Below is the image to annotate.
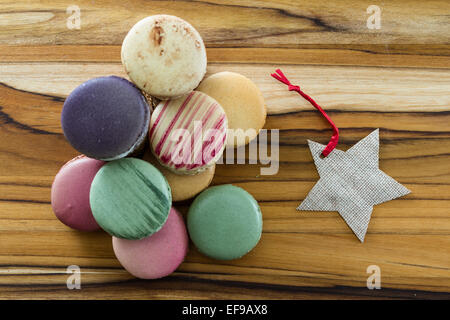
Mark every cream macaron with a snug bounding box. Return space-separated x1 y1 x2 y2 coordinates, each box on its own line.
121 15 207 99
143 149 215 202
197 71 266 147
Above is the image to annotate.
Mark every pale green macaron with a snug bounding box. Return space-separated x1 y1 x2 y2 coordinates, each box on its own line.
90 158 171 240
187 184 262 260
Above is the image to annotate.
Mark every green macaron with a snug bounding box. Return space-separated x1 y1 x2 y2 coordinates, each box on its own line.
90 158 171 240
187 184 262 260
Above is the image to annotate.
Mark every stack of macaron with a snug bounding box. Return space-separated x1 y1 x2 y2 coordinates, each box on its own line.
51 15 267 279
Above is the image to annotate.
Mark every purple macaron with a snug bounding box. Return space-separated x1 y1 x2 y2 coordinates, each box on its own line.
51 155 105 231
61 76 150 160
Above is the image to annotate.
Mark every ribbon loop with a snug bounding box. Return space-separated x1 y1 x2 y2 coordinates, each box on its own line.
271 69 339 157
288 85 300 92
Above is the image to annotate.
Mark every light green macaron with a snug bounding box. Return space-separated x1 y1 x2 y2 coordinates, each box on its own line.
187 184 262 260
90 158 171 240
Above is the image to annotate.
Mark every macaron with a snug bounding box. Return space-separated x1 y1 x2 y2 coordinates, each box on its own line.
149 91 227 175
121 15 207 99
113 207 188 279
143 149 215 202
62 76 150 160
197 71 266 147
187 185 263 260
90 158 171 240
51 155 105 231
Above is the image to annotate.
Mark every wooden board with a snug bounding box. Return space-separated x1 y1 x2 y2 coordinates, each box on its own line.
0 0 449 299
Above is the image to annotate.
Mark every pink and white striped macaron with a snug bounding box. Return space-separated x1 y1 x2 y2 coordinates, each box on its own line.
149 91 227 174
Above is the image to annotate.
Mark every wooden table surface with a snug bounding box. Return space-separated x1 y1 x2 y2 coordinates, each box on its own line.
0 0 449 299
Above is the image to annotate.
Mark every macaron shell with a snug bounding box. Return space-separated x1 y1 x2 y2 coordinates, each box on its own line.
90 158 172 240
149 91 227 174
51 155 105 231
187 184 263 260
121 15 207 99
61 76 150 160
197 71 266 147
113 208 189 279
143 149 215 202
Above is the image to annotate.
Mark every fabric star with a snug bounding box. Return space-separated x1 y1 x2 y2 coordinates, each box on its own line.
298 129 411 242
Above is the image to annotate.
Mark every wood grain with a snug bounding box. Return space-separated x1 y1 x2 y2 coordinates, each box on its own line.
1 0 449 45
1 45 450 68
0 0 449 299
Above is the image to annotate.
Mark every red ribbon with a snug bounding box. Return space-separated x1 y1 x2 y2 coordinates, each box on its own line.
271 69 339 157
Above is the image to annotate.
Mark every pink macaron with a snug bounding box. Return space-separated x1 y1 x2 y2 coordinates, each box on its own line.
51 155 105 231
112 207 189 279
